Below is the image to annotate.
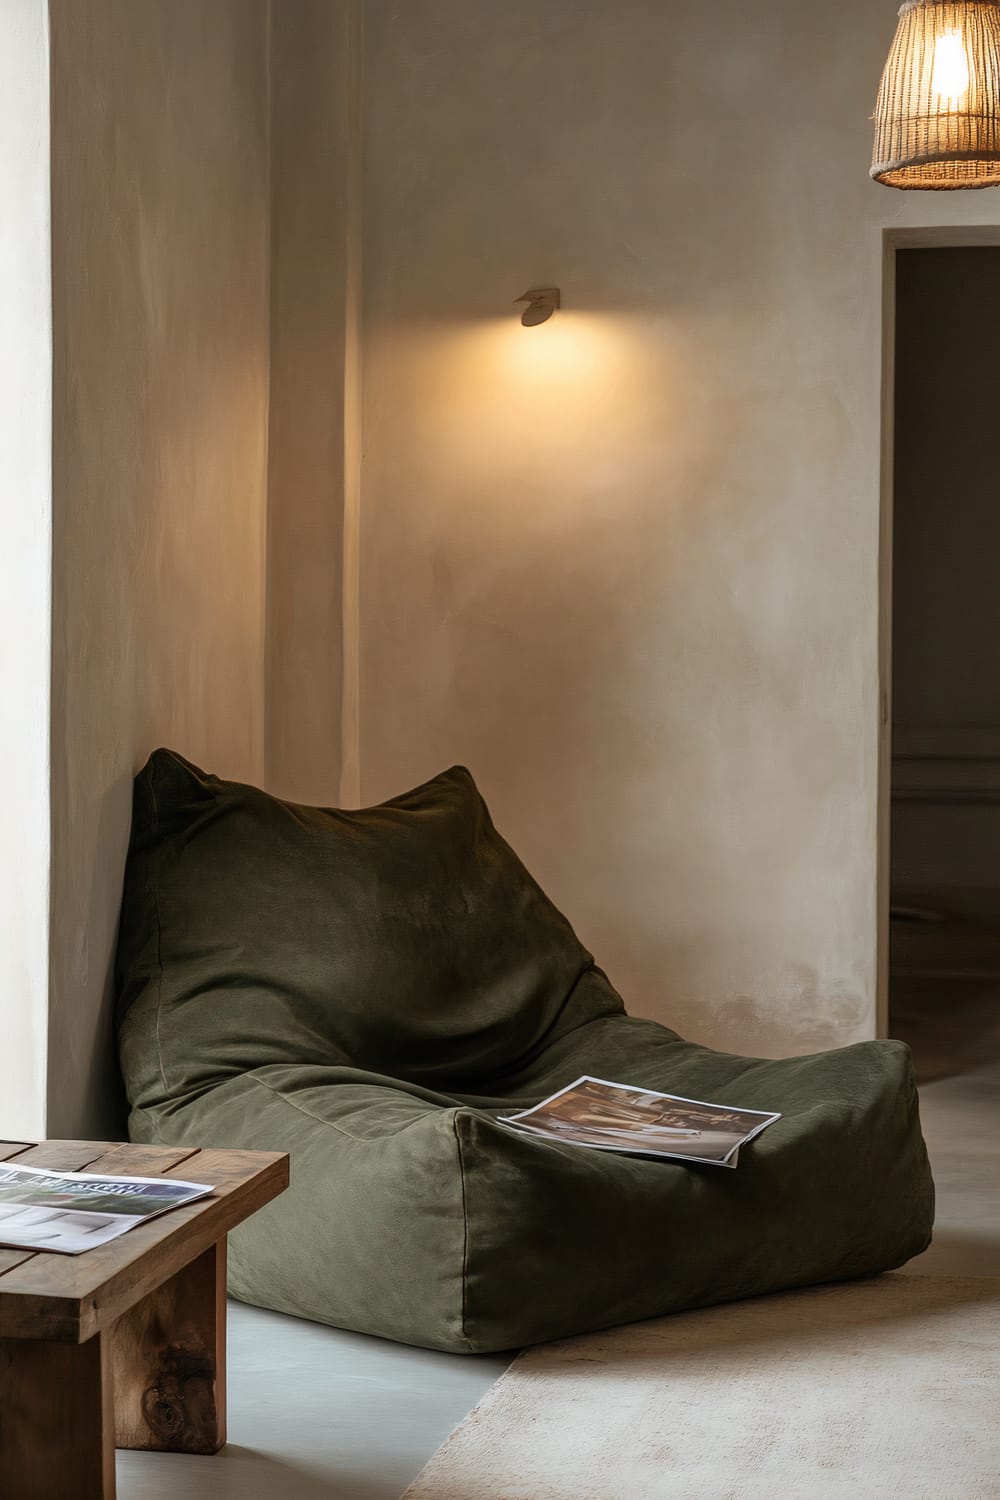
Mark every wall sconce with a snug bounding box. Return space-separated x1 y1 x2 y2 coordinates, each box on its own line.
872 0 1000 188
514 287 561 326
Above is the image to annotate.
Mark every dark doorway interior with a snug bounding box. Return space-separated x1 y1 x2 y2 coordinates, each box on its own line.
889 246 1000 1082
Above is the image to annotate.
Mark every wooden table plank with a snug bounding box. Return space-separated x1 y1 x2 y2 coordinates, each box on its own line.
0 1149 289 1342
0 1250 36 1275
0 1143 32 1161
6 1142 123 1172
79 1144 203 1178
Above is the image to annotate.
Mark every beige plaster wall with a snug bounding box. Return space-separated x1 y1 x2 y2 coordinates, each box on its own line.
359 0 1000 1056
48 0 270 1136
0 0 51 1140
267 0 361 806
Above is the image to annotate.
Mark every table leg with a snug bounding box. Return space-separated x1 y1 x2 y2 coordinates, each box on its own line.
0 1331 115 1499
112 1238 226 1455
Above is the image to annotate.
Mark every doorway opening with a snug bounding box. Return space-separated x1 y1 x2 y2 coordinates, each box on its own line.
884 237 1000 1084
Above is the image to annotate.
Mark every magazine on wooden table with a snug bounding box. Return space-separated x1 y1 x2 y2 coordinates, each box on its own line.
0 1162 212 1254
500 1076 780 1167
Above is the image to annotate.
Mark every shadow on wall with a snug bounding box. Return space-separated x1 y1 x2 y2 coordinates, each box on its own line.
47 768 132 1139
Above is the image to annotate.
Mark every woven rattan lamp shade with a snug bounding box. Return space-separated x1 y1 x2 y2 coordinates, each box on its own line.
872 0 1000 187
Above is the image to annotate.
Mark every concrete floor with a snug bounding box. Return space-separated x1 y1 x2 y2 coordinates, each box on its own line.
118 990 1000 1499
905 1055 1000 1278
117 1312 509 1500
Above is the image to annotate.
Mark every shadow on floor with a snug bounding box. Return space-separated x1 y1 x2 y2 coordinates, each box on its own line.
524 1273 1000 1373
891 975 1000 1083
905 1228 1000 1278
118 1446 400 1500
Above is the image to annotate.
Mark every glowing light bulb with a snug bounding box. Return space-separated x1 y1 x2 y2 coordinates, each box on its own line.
931 29 970 103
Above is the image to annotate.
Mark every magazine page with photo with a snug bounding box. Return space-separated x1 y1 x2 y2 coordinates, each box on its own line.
0 1163 213 1254
501 1076 780 1166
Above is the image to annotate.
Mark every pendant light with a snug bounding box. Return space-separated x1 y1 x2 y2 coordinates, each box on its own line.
872 0 1000 188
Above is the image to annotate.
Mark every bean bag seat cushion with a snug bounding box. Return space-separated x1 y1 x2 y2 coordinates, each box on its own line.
116 750 935 1354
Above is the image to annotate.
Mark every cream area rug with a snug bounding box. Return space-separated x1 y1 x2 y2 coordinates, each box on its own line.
403 1276 1000 1500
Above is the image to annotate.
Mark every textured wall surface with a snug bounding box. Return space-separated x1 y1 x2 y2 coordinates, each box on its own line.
48 0 270 1135
0 0 51 1139
267 0 358 807
359 0 1000 1056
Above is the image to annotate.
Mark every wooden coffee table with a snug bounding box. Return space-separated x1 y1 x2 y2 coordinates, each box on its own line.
0 1139 289 1500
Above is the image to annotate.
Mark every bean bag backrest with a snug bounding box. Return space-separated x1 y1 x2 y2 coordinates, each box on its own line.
116 751 623 1107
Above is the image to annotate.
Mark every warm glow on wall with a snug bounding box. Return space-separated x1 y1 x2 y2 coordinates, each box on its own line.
490 311 625 397
872 0 1000 188
375 311 680 527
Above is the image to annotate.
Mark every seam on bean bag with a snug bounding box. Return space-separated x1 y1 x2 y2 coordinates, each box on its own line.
148 766 170 1099
452 1111 474 1352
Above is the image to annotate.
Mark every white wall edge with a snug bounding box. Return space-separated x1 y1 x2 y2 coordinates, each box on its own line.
0 0 52 1140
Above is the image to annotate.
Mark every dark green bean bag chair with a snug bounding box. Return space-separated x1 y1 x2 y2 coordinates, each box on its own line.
116 750 934 1354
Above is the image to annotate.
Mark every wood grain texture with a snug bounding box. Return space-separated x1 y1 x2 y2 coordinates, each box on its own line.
0 1143 32 1161
0 1329 115 1499
113 1239 226 1454
81 1143 202 1178
5 1141 120 1171
0 1250 35 1276
0 1147 288 1342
